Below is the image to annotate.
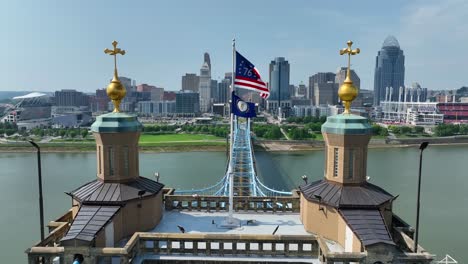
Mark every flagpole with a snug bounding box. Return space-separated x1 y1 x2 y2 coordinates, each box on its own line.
228 38 236 223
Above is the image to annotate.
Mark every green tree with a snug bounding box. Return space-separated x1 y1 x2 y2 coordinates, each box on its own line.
5 129 15 136
81 129 88 138
379 127 389 136
69 130 77 138
400 126 412 134
59 129 66 138
414 126 425 134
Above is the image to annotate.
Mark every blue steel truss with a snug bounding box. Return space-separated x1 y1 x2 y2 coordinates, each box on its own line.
176 118 292 197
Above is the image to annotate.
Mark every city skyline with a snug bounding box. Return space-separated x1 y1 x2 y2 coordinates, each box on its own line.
1 0 467 93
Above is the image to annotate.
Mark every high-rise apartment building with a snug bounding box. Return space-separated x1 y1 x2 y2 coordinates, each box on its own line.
309 72 335 103
54 89 89 107
182 73 200 92
198 62 211 112
267 57 290 112
374 35 405 105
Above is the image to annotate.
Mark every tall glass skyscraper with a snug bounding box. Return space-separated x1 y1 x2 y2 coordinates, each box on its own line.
267 57 290 112
373 36 405 105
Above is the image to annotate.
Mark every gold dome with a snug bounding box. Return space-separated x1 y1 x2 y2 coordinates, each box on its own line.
338 77 358 114
107 76 126 112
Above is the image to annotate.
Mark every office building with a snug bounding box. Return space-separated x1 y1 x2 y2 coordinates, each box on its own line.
163 91 176 101
267 57 291 113
176 91 200 116
182 73 200 92
374 35 405 105
217 78 230 104
314 82 338 106
198 62 211 112
296 84 307 97
309 72 335 103
137 100 176 117
150 87 164 102
210 79 218 103
54 89 89 107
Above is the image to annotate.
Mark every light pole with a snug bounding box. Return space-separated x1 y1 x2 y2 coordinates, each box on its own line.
414 141 429 253
28 140 45 241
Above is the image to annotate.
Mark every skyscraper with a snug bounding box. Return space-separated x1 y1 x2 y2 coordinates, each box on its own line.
217 78 230 104
182 73 200 92
210 79 218 103
204 52 211 70
267 57 290 113
373 35 405 105
314 82 338 106
309 72 335 104
198 62 211 112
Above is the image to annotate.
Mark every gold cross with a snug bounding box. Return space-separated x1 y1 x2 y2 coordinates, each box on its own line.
339 40 360 80
104 41 126 77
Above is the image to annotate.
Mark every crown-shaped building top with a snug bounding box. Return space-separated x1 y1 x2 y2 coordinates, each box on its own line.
105 41 127 113
338 40 360 114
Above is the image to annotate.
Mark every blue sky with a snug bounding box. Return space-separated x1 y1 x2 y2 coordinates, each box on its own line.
1 0 467 92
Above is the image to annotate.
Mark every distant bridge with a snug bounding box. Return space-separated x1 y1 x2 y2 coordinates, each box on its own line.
176 118 291 197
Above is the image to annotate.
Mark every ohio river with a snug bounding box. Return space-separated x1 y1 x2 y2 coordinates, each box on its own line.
0 145 466 263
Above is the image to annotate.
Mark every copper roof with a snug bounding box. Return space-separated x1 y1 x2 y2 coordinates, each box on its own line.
340 209 394 246
61 205 120 244
299 179 395 208
68 177 164 205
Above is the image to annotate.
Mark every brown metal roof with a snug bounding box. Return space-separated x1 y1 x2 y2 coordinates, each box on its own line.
299 179 394 208
68 177 164 204
61 205 120 244
339 209 395 246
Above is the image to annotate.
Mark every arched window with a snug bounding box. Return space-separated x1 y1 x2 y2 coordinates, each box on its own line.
333 148 339 177
108 147 114 176
123 146 129 177
348 149 354 179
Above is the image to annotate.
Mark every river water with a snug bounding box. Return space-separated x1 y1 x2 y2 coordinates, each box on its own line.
0 145 466 263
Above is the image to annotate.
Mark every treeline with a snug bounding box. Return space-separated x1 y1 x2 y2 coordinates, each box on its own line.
434 124 468 137
286 116 327 124
282 126 315 140
388 125 425 135
29 128 89 138
143 124 229 138
252 124 283 140
372 124 389 136
0 122 18 136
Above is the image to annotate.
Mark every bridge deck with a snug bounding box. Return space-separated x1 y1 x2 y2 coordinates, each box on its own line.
176 118 291 197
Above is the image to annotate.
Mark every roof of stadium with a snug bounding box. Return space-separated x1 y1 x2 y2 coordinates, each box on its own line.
13 92 48 100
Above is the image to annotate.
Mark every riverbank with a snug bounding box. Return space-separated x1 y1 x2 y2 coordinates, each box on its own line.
1 136 468 153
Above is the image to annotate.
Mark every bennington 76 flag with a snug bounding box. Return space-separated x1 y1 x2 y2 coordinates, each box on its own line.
231 91 256 118
235 51 270 99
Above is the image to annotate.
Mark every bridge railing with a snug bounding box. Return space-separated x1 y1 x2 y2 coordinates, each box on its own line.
164 195 300 213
